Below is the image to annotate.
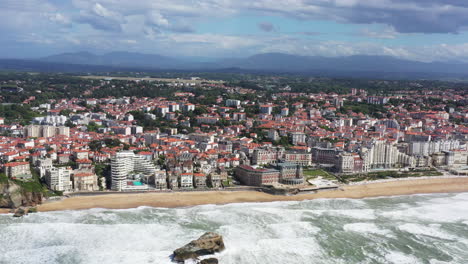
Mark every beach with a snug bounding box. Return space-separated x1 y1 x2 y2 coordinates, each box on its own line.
35 177 468 212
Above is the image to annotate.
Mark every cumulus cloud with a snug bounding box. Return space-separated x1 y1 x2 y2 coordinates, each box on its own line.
67 0 468 34
3 0 468 62
76 3 124 31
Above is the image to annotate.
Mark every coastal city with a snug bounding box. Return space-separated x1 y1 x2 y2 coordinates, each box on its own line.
0 73 466 205
3 1 468 263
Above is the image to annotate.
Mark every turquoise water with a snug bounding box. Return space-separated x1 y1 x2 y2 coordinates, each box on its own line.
1 193 468 264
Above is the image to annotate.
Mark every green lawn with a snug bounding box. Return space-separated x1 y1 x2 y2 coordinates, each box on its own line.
303 169 336 180
341 169 444 183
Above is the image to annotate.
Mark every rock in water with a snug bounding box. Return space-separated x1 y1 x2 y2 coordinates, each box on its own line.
200 258 219 264
13 207 27 217
173 232 225 262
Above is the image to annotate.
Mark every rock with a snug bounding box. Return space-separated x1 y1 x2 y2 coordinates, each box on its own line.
173 232 225 262
200 258 218 264
13 207 27 217
0 181 44 209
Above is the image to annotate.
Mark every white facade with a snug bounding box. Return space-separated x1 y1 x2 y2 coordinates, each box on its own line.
226 99 241 107
111 151 157 191
409 140 461 156
46 167 72 192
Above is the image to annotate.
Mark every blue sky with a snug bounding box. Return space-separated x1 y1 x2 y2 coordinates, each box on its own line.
2 0 468 62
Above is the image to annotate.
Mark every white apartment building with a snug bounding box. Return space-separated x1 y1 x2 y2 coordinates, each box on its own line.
180 173 193 189
290 132 307 145
363 140 414 170
45 167 72 192
24 125 70 138
226 99 241 107
111 151 156 191
409 140 461 156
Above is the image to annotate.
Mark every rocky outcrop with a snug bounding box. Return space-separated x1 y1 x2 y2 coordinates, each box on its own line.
0 182 43 209
13 207 27 217
200 258 219 264
173 232 225 262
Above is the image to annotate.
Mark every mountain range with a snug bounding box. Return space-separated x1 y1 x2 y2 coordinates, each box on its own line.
1 51 467 79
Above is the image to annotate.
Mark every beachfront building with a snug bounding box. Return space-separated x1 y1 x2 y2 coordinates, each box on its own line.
235 165 280 186
276 162 304 185
335 153 355 174
72 172 98 191
208 174 222 188
154 170 168 190
193 173 207 188
45 167 72 192
111 151 156 191
180 173 193 189
168 175 179 190
363 140 414 169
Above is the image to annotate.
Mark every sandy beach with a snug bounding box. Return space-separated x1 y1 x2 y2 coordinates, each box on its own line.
32 177 468 212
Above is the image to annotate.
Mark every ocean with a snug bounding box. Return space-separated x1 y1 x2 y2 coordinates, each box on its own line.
1 193 468 264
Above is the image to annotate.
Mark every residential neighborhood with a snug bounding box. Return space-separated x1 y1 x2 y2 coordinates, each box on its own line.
0 74 467 195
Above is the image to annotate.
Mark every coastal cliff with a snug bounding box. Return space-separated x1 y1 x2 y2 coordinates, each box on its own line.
0 180 43 209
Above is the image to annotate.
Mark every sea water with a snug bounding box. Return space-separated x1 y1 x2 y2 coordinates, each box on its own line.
1 193 468 264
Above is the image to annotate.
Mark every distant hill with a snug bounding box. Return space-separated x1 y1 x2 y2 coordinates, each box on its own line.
0 51 466 79
41 51 186 69
217 53 468 74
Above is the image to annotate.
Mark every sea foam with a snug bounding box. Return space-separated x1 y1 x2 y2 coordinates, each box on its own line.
1 193 468 264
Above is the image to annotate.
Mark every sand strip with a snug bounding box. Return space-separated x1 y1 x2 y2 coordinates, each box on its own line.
32 177 468 212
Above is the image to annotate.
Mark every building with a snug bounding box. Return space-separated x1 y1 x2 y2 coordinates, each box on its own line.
290 132 306 145
276 163 304 185
363 140 414 170
226 99 241 107
367 96 389 105
283 151 313 166
335 153 355 174
4 162 32 179
260 105 273 115
252 147 284 165
45 167 72 192
193 173 207 188
154 170 168 190
23 125 70 138
409 140 461 156
111 151 156 191
72 172 98 191
268 129 280 141
235 165 279 186
180 173 193 189
208 174 222 188
312 147 341 165
168 175 179 190
36 158 53 178
182 103 195 112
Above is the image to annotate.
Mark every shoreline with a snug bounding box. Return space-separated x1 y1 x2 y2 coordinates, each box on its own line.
2 177 467 214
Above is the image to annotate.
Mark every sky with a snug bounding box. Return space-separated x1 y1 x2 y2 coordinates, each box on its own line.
2 0 468 62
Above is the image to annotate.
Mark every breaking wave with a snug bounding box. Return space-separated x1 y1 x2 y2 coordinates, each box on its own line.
1 193 468 264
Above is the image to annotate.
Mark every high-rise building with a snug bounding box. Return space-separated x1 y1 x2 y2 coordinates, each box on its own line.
23 125 70 138
111 151 156 191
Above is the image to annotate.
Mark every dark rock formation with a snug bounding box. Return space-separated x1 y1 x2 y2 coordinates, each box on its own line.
13 207 27 217
173 232 225 262
200 258 218 264
0 181 43 209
